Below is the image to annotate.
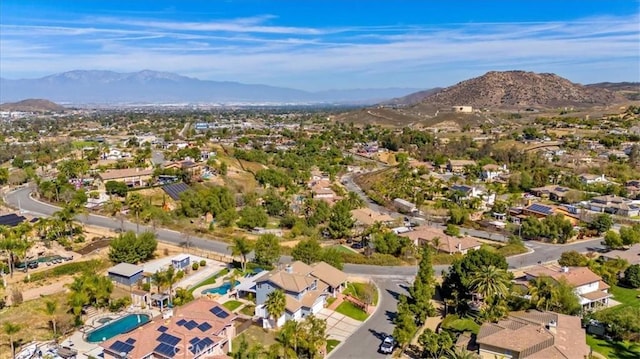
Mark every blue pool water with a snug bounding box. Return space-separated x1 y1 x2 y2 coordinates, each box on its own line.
202 281 240 295
86 314 150 343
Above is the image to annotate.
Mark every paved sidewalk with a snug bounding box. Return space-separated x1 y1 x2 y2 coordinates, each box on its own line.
316 308 362 342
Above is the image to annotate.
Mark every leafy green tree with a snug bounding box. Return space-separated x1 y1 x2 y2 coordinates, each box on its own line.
604 230 624 249
0 167 8 185
558 251 588 267
320 247 344 270
263 190 289 217
229 236 253 271
126 192 146 233
237 206 268 230
448 206 468 225
326 200 355 239
528 276 556 311
444 224 461 237
624 264 640 288
265 290 286 328
291 238 322 265
588 214 614 235
217 208 239 228
620 225 640 246
393 295 416 353
108 231 158 263
254 234 281 267
105 181 128 197
409 246 436 325
42 299 59 336
552 278 581 315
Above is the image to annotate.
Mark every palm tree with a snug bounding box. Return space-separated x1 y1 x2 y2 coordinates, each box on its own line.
127 193 145 233
3 322 21 359
265 290 286 328
228 236 253 271
302 315 327 359
469 265 511 301
42 299 59 336
164 266 178 305
528 276 557 311
277 320 302 359
446 346 480 359
151 270 166 295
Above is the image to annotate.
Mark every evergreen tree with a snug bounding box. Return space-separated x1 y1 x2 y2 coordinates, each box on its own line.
409 246 436 324
393 295 416 353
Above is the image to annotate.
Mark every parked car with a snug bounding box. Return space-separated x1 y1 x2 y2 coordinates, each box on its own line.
379 335 395 354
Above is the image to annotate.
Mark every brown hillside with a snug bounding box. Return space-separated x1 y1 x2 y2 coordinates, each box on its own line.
419 71 624 109
587 82 640 101
0 98 66 112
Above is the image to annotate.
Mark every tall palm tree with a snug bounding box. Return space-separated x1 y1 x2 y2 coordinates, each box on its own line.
528 276 557 311
127 193 145 233
265 290 286 328
469 265 511 301
3 322 21 359
228 236 253 271
164 266 178 305
446 346 480 359
151 270 166 295
277 320 301 359
302 315 327 359
42 299 59 336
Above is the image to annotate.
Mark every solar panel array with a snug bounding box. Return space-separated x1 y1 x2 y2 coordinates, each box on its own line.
154 342 179 358
0 214 27 227
157 333 181 346
190 337 215 354
528 203 554 215
197 322 212 332
109 340 134 354
162 182 190 201
189 337 201 345
184 320 198 330
157 325 168 332
210 306 229 319
125 338 136 345
176 319 187 326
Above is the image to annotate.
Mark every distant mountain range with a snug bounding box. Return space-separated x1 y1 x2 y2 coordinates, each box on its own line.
0 70 422 105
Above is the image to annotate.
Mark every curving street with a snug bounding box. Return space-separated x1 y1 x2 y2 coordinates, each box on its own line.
4 185 604 359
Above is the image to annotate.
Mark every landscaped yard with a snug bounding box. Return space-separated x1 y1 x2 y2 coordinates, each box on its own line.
327 339 341 353
329 245 356 254
188 267 230 293
440 314 480 335
240 304 255 316
343 282 378 306
232 324 277 350
222 300 243 312
587 335 640 359
335 301 369 321
605 285 640 314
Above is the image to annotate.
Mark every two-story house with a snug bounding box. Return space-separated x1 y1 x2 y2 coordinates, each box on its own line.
579 173 607 185
589 195 640 217
255 261 348 328
517 264 610 312
476 310 589 359
480 164 508 182
447 159 477 174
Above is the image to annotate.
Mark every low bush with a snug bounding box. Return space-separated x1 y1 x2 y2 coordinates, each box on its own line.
199 260 206 267
340 252 402 266
25 260 104 283
192 262 200 271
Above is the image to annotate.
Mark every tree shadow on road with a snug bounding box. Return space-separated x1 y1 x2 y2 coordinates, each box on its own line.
368 328 389 341
385 310 397 323
386 288 401 300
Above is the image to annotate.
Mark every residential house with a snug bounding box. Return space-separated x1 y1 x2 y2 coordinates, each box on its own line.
309 179 338 203
447 159 477 173
350 208 395 227
480 164 508 182
450 184 496 206
476 310 589 359
107 263 144 287
99 168 154 187
625 180 640 198
529 185 579 203
589 195 640 217
518 264 610 311
399 226 482 255
165 160 203 180
600 243 640 265
100 298 236 359
393 198 419 214
255 261 347 328
579 173 607 185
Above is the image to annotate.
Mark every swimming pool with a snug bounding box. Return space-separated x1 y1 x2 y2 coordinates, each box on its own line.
85 314 150 343
201 281 240 295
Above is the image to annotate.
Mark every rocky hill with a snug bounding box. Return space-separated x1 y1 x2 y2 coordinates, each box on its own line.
0 98 66 112
418 70 624 109
587 82 640 101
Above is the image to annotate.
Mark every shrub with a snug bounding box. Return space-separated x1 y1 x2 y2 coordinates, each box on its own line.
199 260 206 267
26 260 103 283
192 262 199 271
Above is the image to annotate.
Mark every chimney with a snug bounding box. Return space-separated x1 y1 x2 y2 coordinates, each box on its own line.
547 320 557 334
285 264 293 274
561 266 569 273
457 243 462 252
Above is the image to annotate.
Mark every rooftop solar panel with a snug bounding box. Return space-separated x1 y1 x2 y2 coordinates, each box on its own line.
154 343 178 358
189 337 201 345
198 337 214 348
197 322 212 332
125 338 136 344
157 333 181 346
210 306 229 319
109 341 134 354
157 325 168 332
184 320 198 330
0 214 27 227
162 182 190 201
176 319 187 326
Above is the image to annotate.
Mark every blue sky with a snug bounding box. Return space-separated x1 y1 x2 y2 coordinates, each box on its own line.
1 0 639 90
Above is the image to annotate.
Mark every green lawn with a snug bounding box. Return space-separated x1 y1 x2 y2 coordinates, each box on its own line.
326 297 337 307
327 339 341 353
440 315 481 335
335 301 369 321
223 300 243 312
587 335 640 359
240 304 256 316
188 268 230 293
343 282 379 306
330 245 356 254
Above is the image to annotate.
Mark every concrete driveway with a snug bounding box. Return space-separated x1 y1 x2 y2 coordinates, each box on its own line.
316 308 362 342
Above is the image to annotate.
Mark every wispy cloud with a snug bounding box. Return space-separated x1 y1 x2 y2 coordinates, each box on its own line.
1 13 638 89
